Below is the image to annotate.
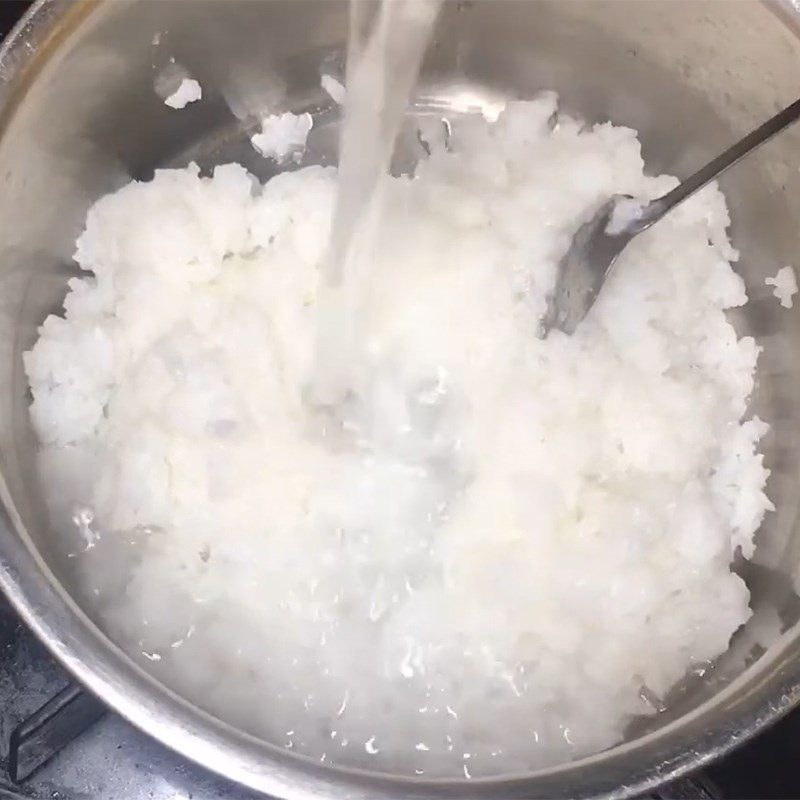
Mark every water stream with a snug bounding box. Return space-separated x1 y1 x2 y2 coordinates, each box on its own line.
311 0 442 404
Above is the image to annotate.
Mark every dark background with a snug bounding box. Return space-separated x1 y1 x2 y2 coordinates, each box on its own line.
0 2 31 40
0 0 799 797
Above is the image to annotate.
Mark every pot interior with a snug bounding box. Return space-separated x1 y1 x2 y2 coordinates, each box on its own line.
1 0 800 795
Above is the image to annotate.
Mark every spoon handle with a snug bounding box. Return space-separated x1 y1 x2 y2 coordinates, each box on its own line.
645 96 800 225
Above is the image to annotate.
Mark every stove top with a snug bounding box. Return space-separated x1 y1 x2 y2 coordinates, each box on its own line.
1 2 799 798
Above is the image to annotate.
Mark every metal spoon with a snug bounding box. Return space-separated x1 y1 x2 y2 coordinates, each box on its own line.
545 96 800 336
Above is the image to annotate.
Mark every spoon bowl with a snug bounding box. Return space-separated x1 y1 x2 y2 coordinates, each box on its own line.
546 95 800 335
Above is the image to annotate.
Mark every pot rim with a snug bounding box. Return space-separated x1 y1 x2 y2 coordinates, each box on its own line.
0 2 799 798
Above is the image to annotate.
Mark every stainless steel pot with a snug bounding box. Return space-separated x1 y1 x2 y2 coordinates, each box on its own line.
1 1 800 797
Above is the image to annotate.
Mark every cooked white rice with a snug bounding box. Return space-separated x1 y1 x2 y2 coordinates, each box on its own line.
251 111 314 162
765 265 798 309
25 94 771 777
164 77 202 110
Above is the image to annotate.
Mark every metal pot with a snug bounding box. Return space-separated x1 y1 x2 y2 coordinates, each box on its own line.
1 1 800 797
